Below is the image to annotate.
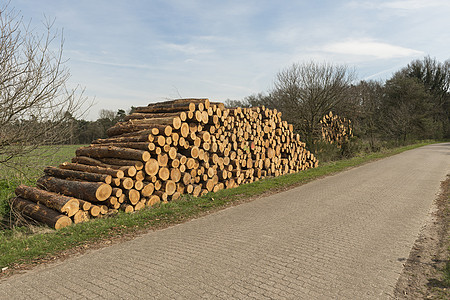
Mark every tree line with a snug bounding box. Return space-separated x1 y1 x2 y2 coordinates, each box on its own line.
64 108 131 145
226 57 449 156
1 2 449 171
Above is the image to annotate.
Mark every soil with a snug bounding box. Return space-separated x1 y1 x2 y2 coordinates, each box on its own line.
394 175 449 299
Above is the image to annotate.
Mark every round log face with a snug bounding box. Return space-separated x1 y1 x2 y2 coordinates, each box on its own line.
157 154 169 167
55 216 73 229
90 205 101 217
141 183 155 197
121 178 134 190
180 123 189 137
168 147 177 160
170 168 181 182
145 159 159 176
127 189 141 205
172 117 182 129
95 184 112 201
164 180 176 195
147 195 160 206
158 167 170 181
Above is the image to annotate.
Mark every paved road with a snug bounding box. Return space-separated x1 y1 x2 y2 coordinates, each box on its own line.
1 143 449 299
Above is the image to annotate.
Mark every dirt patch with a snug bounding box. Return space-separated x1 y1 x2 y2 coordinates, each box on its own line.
394 175 449 299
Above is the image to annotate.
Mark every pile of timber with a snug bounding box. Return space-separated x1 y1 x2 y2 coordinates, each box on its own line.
12 98 318 229
320 111 353 147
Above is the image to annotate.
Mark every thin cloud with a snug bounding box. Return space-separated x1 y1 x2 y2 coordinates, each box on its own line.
349 0 450 10
159 42 215 55
72 57 157 71
324 39 423 59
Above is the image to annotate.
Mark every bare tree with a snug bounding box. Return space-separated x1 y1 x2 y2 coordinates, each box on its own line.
270 61 355 145
0 4 89 171
98 109 116 121
349 80 384 150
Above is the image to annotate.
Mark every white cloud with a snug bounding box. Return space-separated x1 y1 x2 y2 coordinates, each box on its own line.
349 0 450 10
160 42 214 55
323 39 423 59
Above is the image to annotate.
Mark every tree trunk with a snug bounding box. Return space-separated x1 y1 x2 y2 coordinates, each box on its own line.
15 185 79 217
76 146 150 162
71 156 137 177
37 176 112 202
44 166 112 184
12 197 73 229
59 162 125 178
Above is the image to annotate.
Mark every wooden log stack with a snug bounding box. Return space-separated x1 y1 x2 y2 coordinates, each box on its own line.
12 98 318 229
320 111 353 147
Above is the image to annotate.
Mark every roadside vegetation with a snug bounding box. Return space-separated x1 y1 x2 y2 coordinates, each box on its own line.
429 177 450 299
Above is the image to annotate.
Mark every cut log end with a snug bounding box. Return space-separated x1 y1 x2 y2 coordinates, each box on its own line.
96 184 113 201
55 215 73 229
73 210 89 224
62 199 80 217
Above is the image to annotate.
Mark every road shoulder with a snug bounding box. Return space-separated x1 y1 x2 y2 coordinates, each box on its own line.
394 175 449 299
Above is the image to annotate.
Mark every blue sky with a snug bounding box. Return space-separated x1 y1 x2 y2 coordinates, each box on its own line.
10 0 450 119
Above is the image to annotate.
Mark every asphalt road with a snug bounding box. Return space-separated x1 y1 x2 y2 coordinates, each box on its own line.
1 143 449 299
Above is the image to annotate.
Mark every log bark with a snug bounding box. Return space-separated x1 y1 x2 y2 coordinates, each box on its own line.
96 158 144 170
91 142 153 151
92 133 154 144
59 162 124 178
12 197 72 229
107 122 173 137
72 156 137 177
76 146 150 162
37 176 112 202
135 99 209 113
44 166 112 184
124 111 186 121
15 185 80 217
106 123 156 137
125 116 182 130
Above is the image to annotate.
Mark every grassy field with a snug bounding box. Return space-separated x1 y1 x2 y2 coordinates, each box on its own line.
0 145 83 223
0 141 438 269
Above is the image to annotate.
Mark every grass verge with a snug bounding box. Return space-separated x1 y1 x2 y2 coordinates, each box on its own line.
0 141 443 271
0 145 83 221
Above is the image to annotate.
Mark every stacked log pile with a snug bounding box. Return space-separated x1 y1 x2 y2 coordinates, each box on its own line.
320 111 353 147
12 98 318 229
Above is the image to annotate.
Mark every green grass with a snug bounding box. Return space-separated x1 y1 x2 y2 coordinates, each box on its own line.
0 145 84 223
0 140 440 269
